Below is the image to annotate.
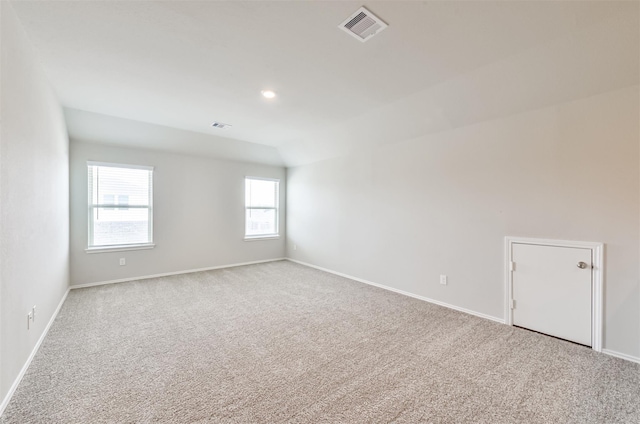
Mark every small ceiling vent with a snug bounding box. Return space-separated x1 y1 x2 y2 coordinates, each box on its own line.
339 7 388 42
211 122 232 129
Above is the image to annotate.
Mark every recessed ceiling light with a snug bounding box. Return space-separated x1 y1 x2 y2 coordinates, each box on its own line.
261 90 276 99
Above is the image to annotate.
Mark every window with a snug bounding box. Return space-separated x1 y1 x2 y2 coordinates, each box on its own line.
87 162 154 250
245 177 279 239
117 195 129 210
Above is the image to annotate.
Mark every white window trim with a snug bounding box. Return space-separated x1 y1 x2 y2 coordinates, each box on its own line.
244 236 280 242
85 243 155 254
87 161 154 171
244 176 280 240
87 161 155 252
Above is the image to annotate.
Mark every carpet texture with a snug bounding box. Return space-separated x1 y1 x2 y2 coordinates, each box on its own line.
2 260 639 423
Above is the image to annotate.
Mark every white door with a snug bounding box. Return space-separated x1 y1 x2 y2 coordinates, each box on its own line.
512 243 592 346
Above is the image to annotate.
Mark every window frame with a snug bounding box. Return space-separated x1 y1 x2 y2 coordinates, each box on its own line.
244 176 280 241
86 161 155 253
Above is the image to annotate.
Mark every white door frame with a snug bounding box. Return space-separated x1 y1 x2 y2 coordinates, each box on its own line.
504 236 603 352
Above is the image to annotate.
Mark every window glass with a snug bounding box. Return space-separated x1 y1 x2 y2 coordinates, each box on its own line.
88 162 153 248
245 178 279 238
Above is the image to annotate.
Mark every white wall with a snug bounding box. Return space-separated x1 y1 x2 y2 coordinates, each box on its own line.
70 141 286 286
287 86 640 359
0 2 70 404
65 108 284 167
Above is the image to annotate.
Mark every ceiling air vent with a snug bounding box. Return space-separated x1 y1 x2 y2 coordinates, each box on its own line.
339 7 388 42
211 121 232 129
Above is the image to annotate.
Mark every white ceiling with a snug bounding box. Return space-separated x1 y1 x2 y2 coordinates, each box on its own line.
10 1 640 167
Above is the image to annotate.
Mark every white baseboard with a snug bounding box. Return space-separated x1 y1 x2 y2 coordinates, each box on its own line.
0 288 70 417
602 349 640 364
3 257 636 419
287 259 640 365
287 258 505 324
70 258 286 289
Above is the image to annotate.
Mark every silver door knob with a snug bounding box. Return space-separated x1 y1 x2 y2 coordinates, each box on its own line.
577 262 588 269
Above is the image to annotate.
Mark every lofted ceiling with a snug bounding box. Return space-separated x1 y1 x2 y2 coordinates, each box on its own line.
10 1 640 167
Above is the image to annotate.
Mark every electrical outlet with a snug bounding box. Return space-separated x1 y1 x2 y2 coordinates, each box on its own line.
440 275 448 285
119 258 126 266
27 311 33 330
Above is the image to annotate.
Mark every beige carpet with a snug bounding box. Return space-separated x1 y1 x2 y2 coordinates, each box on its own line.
1 260 639 423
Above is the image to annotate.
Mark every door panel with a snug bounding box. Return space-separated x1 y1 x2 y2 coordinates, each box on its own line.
512 243 592 346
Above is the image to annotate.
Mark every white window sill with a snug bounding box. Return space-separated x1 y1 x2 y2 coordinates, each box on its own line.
244 235 280 242
85 243 155 254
